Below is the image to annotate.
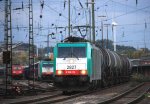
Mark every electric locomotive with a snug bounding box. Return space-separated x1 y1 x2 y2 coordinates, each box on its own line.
24 60 53 82
41 60 54 81
53 42 131 92
12 65 24 79
54 42 89 91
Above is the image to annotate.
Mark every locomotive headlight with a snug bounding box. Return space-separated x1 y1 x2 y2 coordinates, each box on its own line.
13 71 16 73
57 70 63 75
80 70 87 75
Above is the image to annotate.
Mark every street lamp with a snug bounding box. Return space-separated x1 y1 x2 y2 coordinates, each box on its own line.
104 24 110 49
112 21 117 51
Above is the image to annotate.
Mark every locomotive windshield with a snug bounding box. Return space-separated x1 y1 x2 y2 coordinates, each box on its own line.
58 47 86 58
43 64 53 68
13 66 21 70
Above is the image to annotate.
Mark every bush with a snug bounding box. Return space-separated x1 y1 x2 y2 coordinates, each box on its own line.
131 73 145 82
131 73 150 82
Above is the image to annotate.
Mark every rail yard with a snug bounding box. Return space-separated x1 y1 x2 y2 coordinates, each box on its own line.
0 81 150 104
0 0 150 104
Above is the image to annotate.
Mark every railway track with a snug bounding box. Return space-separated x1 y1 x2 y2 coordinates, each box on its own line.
1 82 146 104
54 82 141 104
26 83 131 104
4 91 61 104
8 91 84 104
29 92 84 104
0 80 56 101
98 82 150 104
7 82 132 104
12 80 54 92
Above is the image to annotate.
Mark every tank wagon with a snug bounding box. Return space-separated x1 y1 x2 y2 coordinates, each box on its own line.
53 42 131 92
24 60 53 82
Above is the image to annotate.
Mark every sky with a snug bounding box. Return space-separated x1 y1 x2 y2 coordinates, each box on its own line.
0 0 150 49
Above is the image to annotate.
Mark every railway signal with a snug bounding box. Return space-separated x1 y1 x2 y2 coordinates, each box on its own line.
3 51 10 64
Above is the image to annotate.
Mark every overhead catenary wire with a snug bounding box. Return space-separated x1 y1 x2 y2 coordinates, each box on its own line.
0 22 150 30
0 0 150 49
96 5 150 24
110 0 150 14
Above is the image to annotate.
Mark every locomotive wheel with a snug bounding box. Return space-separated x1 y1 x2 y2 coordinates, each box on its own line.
62 91 68 95
89 82 94 90
89 81 96 90
94 80 98 89
97 80 101 87
92 81 96 90
101 79 106 88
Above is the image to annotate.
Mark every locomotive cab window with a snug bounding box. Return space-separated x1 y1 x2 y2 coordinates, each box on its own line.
58 47 86 58
43 64 53 68
13 67 21 70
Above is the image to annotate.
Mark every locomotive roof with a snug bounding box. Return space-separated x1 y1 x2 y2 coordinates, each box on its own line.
62 36 89 42
57 42 91 46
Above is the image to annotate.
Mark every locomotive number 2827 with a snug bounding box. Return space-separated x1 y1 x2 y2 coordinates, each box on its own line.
67 65 76 69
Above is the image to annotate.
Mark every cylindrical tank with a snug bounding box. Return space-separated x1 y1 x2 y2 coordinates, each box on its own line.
100 48 130 76
99 48 109 70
